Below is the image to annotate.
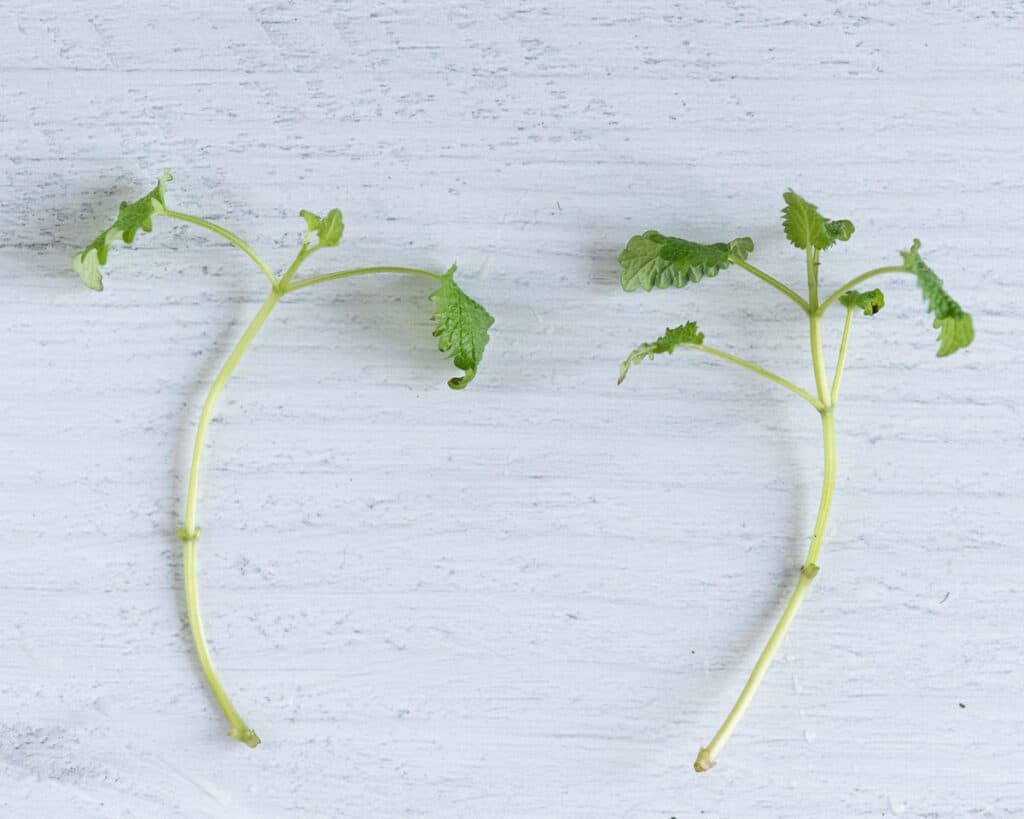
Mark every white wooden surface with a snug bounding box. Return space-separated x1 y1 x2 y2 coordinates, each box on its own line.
1 2 1022 816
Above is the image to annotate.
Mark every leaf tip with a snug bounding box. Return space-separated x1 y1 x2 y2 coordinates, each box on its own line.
446 371 475 390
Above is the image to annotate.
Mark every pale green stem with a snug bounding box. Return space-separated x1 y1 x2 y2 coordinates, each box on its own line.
687 343 823 410
285 265 444 293
174 256 443 745
730 256 810 313
695 246 837 772
817 266 908 315
831 307 855 405
179 289 282 747
807 248 830 407
278 236 317 290
163 210 278 289
696 397 837 772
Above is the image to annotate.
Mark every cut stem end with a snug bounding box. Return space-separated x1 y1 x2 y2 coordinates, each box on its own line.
230 724 261 748
693 747 716 772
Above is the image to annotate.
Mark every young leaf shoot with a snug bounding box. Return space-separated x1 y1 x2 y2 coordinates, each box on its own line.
74 172 494 746
617 190 973 772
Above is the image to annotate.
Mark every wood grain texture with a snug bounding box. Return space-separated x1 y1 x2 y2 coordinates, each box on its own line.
1 1 1022 816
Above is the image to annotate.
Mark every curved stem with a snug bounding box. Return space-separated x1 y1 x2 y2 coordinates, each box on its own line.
179 289 281 747
182 533 260 747
695 254 837 771
695 406 836 772
817 266 908 315
164 210 278 289
730 257 810 313
285 265 443 293
689 344 823 410
831 307 855 405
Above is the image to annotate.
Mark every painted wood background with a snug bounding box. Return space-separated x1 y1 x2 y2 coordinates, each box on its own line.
1 1 1022 816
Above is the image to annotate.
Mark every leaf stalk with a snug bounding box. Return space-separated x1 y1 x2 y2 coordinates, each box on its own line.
163 210 278 289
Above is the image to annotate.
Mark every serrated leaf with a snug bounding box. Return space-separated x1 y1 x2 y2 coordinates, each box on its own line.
618 321 704 383
619 231 754 292
781 190 855 251
901 239 974 357
839 288 885 315
72 171 172 291
933 315 975 358
429 266 494 389
299 207 344 247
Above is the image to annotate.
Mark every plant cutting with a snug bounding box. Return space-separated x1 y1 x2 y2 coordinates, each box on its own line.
616 190 973 771
73 171 494 746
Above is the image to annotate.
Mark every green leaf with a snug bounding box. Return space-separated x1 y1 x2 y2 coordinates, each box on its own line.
901 239 974 357
781 190 855 251
318 209 344 246
429 266 495 389
839 288 885 315
619 231 754 292
618 321 704 384
72 171 172 291
299 207 344 247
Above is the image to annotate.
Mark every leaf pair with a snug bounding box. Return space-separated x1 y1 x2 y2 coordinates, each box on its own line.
73 173 494 390
617 190 974 359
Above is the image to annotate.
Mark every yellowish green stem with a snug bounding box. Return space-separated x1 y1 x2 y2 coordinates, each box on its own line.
164 210 279 289
694 246 838 772
684 343 823 410
817 266 908 315
173 241 447 745
730 256 810 313
178 288 281 746
285 265 443 293
831 307 855 405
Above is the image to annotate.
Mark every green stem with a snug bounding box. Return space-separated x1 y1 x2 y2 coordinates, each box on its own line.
278 242 316 290
695 247 837 772
730 257 810 313
807 249 830 407
689 344 823 410
695 404 836 772
817 266 908 315
831 307 855 405
178 288 282 747
284 265 443 293
163 210 278 289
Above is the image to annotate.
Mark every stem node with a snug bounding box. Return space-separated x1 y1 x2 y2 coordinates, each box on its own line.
176 526 200 544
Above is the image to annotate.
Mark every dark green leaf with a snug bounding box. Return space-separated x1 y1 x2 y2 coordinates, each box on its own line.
619 232 754 292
